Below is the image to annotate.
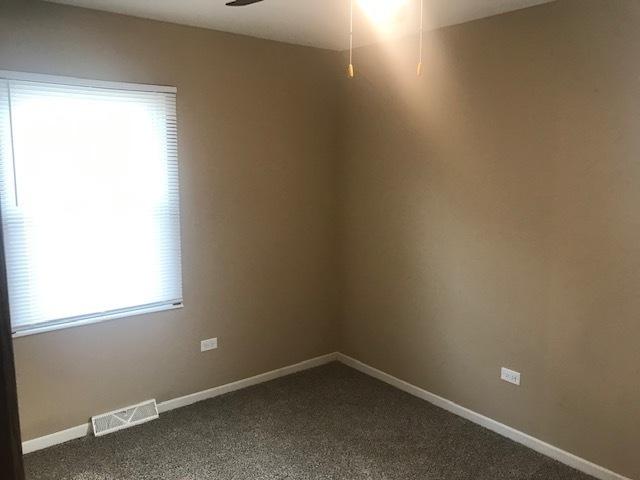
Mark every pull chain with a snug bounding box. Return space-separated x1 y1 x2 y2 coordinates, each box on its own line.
348 0 355 78
417 0 424 76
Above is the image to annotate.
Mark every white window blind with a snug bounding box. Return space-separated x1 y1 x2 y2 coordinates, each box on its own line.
0 72 183 336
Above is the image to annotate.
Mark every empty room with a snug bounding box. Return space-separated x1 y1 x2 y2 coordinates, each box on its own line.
0 0 637 479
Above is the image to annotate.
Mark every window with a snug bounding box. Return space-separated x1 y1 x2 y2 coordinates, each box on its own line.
0 71 183 336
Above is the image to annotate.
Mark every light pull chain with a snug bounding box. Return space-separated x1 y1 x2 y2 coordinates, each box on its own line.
348 0 355 78
417 0 424 76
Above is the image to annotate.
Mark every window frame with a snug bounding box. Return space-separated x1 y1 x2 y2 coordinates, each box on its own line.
0 70 183 338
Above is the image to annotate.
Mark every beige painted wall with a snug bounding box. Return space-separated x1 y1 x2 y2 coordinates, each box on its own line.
0 0 340 440
2 0 639 478
339 1 640 478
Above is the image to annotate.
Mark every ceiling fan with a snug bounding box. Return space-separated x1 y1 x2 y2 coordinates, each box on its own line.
224 0 425 79
225 0 263 6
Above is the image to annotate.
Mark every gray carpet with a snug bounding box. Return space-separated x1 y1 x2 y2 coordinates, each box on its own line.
25 362 595 480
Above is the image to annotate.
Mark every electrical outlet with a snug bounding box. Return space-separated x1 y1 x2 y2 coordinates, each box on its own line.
200 337 218 352
500 367 521 386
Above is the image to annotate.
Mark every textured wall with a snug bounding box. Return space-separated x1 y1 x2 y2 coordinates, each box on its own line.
0 0 341 440
338 1 640 478
2 0 639 478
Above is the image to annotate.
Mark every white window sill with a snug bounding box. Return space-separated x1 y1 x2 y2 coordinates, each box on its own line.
12 302 183 338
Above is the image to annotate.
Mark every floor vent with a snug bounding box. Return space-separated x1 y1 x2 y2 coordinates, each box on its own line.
91 399 159 437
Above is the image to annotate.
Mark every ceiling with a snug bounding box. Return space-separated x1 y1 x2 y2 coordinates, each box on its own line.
45 0 555 51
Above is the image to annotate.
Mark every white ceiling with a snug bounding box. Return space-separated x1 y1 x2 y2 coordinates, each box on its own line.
45 0 555 51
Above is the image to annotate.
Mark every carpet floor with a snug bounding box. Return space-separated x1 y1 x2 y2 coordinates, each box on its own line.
25 362 595 480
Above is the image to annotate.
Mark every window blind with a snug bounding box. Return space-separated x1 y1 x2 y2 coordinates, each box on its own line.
0 74 182 335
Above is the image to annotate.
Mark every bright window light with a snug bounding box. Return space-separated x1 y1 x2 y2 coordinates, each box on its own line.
0 73 183 335
357 0 409 26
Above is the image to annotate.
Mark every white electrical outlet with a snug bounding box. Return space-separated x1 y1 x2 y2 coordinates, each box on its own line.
500 367 521 386
200 337 218 352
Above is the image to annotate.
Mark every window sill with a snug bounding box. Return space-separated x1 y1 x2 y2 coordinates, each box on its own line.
12 302 183 338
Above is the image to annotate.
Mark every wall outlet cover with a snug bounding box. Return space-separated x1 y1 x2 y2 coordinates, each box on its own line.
201 338 218 352
500 367 521 386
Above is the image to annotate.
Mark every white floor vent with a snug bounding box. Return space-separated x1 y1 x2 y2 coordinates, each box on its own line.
91 399 159 437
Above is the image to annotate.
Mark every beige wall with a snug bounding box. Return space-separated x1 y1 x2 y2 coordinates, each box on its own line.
339 1 640 478
2 0 639 478
0 0 340 440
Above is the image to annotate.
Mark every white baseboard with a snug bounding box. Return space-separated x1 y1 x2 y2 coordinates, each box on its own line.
157 352 338 413
336 353 632 480
22 423 91 454
21 350 633 480
22 352 338 454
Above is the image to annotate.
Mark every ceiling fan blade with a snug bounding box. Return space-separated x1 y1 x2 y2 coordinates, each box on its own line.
225 0 264 6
